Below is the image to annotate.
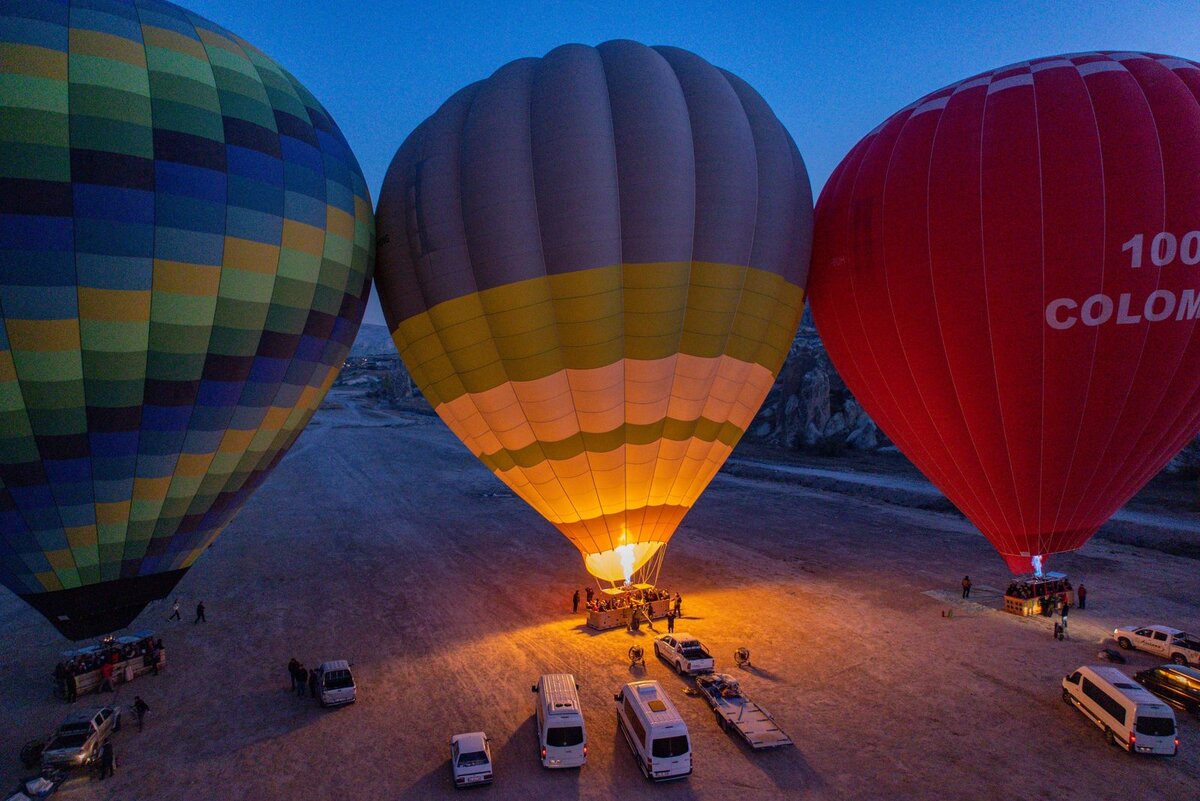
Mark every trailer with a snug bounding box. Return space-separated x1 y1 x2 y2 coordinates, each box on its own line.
694 673 792 749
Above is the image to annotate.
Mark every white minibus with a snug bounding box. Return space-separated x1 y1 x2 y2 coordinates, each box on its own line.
1063 665 1178 755
531 673 587 768
614 680 691 781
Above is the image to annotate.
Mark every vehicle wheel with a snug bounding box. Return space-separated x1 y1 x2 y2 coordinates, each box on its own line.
1172 653 1188 665
1105 728 1116 747
1117 637 1132 650
1062 689 1072 705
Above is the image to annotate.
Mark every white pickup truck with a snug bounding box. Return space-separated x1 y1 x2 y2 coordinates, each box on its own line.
1114 625 1200 665
654 634 714 675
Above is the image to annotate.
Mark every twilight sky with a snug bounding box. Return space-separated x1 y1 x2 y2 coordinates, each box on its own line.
189 0 1200 326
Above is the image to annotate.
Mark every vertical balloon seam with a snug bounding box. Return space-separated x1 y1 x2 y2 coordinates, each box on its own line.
535 50 613 558
167 29 312 570
144 7 248 570
926 74 1025 550
873 97 1006 541
633 45 700 550
1052 54 1159 541
1066 55 1180 537
114 0 160 578
1041 58 1107 548
658 58 756 525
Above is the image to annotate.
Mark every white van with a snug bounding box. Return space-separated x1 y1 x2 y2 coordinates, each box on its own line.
1062 666 1178 755
614 680 692 781
530 673 587 768
314 660 356 707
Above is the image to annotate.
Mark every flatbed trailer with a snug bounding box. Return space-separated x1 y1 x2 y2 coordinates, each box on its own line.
694 673 793 749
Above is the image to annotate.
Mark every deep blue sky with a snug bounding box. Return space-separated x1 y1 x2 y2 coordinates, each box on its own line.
191 0 1200 326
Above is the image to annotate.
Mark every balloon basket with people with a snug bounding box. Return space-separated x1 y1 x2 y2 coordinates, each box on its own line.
1002 573 1074 618
53 632 165 701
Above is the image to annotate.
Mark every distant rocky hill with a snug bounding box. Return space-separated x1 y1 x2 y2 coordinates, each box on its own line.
350 323 396 357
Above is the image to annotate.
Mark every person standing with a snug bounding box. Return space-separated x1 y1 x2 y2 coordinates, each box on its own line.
666 608 675 634
132 696 150 731
308 668 318 699
97 740 114 780
167 598 181 622
572 589 580 613
288 658 300 692
961 576 972 599
585 587 594 604
673 593 682 617
1077 583 1087 610
98 661 114 694
66 670 77 703
296 665 308 698
194 601 206 624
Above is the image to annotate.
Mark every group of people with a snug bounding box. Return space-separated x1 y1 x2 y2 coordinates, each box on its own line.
53 636 164 702
287 658 320 700
166 597 206 624
574 585 680 616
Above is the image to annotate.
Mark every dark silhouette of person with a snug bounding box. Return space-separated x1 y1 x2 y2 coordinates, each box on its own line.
961 576 972 599
98 740 114 780
1077 583 1087 610
133 696 150 731
194 601 206 624
296 666 308 698
288 658 300 691
572 589 580 613
585 587 594 604
666 608 675 633
309 668 318 699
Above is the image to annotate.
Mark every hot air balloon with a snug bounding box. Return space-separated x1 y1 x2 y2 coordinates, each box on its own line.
375 41 811 585
810 52 1200 573
0 0 374 638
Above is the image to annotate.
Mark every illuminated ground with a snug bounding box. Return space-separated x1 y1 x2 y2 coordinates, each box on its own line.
2 388 1198 800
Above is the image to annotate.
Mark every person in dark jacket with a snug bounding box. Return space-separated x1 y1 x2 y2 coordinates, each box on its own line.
961 576 972 599
666 608 675 633
194 601 206 624
288 658 300 691
572 589 580 613
1077 583 1087 610
97 740 114 780
308 668 318 699
585 587 594 604
133 696 150 731
295 665 308 698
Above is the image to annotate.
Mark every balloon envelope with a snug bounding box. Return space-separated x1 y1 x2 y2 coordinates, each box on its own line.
810 52 1200 572
0 0 374 637
375 41 811 581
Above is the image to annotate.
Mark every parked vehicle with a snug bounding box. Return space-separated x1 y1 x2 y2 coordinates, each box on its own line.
449 732 493 789
40 707 119 770
1062 666 1178 755
1135 664 1200 714
313 660 356 707
530 673 587 768
653 634 714 676
614 680 692 781
694 673 793 749
1113 625 1200 665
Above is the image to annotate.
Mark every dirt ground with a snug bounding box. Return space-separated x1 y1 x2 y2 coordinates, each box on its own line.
2 387 1198 801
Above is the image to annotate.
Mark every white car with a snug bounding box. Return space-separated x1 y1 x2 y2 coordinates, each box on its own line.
1114 625 1200 665
450 731 493 789
654 633 714 675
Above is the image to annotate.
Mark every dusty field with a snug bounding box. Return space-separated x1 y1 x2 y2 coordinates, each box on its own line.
2 387 1198 801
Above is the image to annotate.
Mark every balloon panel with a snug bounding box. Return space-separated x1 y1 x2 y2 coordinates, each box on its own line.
810 52 1200 572
376 42 812 579
0 0 374 637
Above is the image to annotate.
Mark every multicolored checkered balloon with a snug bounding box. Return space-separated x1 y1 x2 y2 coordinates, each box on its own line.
0 0 374 638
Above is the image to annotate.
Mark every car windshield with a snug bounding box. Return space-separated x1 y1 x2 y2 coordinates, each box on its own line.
323 670 353 690
651 735 690 758
546 726 584 747
457 750 489 767
1136 717 1175 737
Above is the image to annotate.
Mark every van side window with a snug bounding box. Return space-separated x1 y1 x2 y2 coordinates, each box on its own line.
624 697 647 746
1082 678 1126 725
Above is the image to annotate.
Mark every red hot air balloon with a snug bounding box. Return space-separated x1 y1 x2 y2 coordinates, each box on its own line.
810 52 1200 573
